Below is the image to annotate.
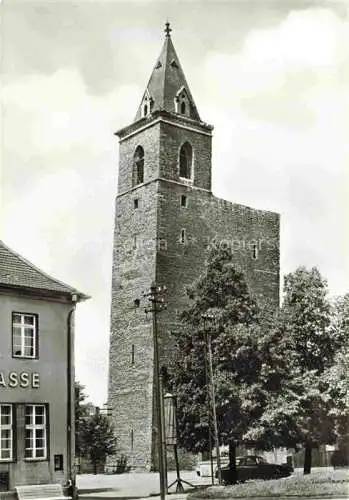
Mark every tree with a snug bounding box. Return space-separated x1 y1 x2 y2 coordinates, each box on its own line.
168 244 270 483
255 267 340 474
321 294 349 442
75 381 90 457
280 267 340 373
80 409 118 474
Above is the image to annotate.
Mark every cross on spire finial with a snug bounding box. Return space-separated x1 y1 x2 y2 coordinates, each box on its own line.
164 21 172 37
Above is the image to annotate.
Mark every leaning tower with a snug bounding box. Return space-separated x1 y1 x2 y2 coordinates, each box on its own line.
108 24 280 469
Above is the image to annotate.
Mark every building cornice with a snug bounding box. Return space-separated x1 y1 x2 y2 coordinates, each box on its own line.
116 177 212 198
116 110 213 143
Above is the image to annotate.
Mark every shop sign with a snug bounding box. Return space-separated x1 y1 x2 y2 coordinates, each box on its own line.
0 371 40 388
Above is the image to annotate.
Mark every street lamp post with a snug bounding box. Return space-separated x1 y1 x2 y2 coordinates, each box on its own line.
203 338 214 485
144 283 167 500
202 313 222 485
164 393 194 493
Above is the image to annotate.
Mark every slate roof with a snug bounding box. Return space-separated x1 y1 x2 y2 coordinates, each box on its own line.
134 26 201 121
0 240 89 301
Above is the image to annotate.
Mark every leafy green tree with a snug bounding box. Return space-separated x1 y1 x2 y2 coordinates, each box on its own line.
75 381 90 456
280 267 340 372
255 267 340 474
168 244 270 483
81 409 118 474
322 294 349 442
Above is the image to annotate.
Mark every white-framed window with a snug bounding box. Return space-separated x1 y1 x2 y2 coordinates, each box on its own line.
25 404 47 460
12 312 38 359
0 405 13 461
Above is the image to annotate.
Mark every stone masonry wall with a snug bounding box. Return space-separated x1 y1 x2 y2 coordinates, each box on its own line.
156 181 280 365
109 114 279 470
158 119 212 191
108 183 158 469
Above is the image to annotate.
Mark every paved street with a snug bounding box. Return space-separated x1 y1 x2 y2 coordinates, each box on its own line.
77 470 210 498
76 468 344 500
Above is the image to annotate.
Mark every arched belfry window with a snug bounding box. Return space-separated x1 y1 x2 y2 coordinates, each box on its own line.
133 146 144 186
175 87 190 117
179 142 193 179
141 92 153 118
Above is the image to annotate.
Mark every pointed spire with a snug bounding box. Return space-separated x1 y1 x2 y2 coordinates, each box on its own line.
134 24 201 122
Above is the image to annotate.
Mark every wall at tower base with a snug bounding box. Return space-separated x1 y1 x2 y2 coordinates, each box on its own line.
108 178 159 470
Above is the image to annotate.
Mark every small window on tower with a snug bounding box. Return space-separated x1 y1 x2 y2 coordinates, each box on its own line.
131 344 135 365
180 229 186 244
141 93 153 118
252 243 259 260
181 195 187 207
133 146 144 186
134 199 139 209
179 142 193 179
175 87 190 116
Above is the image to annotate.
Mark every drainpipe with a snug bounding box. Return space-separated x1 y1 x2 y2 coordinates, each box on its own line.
67 294 78 498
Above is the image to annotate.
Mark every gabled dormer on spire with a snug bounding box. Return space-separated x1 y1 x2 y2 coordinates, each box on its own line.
135 23 201 122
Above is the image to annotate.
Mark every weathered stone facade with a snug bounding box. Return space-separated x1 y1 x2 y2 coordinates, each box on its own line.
107 27 280 470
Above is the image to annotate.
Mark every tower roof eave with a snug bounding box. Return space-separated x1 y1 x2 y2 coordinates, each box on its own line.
114 110 213 140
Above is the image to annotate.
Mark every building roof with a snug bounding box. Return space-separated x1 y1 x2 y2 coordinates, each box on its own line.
0 240 89 301
134 23 201 122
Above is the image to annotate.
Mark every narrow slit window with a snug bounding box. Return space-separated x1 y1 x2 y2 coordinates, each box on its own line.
131 344 135 365
181 195 187 207
134 199 139 209
252 243 258 260
180 229 186 244
130 429 134 450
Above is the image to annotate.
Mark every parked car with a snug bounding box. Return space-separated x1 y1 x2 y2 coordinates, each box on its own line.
196 451 229 477
216 455 293 484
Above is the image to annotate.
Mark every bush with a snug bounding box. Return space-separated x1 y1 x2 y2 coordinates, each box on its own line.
115 454 130 473
188 469 349 499
331 449 349 468
166 448 197 471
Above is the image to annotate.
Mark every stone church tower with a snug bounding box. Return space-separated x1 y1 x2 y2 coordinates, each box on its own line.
108 24 280 470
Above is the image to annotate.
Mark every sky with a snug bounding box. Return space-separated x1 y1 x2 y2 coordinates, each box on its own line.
1 0 348 406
